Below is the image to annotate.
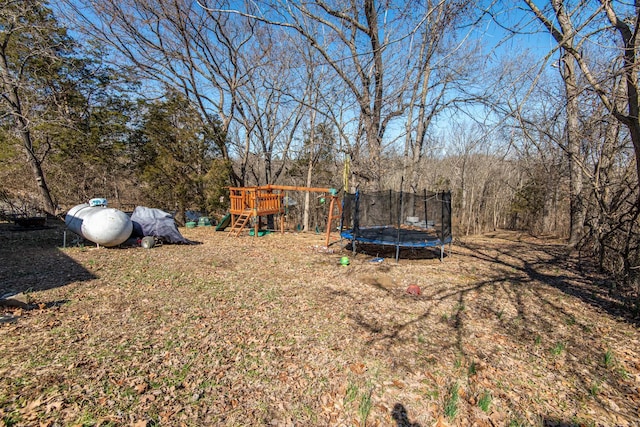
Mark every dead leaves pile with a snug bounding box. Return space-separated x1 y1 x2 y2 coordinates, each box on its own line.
1 224 639 426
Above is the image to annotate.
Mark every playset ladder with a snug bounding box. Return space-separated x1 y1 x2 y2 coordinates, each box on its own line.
229 210 252 237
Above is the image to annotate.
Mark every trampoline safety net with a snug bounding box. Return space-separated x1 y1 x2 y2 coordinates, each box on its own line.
340 190 452 259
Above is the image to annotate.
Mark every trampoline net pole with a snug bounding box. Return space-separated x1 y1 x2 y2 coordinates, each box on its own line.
440 191 444 242
353 190 360 256
396 190 403 263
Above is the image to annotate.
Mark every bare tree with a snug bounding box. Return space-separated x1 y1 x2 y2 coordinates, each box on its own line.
210 0 474 190
63 0 271 186
231 33 307 185
523 0 640 208
401 2 474 193
520 0 588 246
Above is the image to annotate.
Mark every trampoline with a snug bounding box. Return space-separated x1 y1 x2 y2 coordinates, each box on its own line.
340 190 452 261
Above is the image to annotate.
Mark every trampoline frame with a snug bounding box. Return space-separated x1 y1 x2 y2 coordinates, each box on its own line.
340 190 452 261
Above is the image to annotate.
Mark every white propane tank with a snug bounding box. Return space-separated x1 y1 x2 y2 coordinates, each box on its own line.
65 204 133 247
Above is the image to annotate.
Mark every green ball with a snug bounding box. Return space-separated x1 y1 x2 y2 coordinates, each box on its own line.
340 256 350 266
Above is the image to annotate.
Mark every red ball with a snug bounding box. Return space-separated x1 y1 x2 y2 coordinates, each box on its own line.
406 284 421 295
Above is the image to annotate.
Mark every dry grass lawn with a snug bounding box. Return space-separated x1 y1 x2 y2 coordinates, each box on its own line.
1 219 639 426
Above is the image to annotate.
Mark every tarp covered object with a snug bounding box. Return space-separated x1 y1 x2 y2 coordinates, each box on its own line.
130 206 195 244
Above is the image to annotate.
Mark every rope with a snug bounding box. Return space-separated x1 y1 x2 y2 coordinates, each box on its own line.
343 154 350 193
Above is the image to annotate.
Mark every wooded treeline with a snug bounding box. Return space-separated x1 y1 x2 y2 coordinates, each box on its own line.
1 0 638 309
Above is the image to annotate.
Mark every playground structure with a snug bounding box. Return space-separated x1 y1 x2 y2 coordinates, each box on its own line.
227 185 341 246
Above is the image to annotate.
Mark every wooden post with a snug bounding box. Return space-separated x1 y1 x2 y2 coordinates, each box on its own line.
325 195 341 247
255 214 260 238
325 197 334 247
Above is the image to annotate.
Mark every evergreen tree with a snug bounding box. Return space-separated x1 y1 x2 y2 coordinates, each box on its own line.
130 92 228 224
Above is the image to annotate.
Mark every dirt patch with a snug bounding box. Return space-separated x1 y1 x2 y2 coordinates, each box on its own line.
1 223 639 426
358 274 395 292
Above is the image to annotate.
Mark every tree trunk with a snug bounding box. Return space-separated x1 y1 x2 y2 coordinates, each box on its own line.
562 50 585 246
364 0 383 189
16 115 56 215
1 49 56 215
303 161 313 232
524 0 586 245
303 109 317 232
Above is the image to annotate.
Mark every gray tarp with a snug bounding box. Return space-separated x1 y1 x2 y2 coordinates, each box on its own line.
131 206 195 244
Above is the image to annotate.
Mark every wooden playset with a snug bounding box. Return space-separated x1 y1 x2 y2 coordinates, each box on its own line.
227 185 341 246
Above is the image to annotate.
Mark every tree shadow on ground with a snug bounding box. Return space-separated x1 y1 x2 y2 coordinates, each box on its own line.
0 220 96 296
540 416 580 426
458 236 638 327
344 242 446 261
332 232 639 424
391 403 421 427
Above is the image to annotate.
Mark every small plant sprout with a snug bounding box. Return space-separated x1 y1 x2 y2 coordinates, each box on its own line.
589 379 602 397
468 361 477 376
444 382 459 419
565 315 576 326
344 382 358 405
603 349 614 369
478 392 492 413
551 342 565 356
358 390 373 426
454 356 463 369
